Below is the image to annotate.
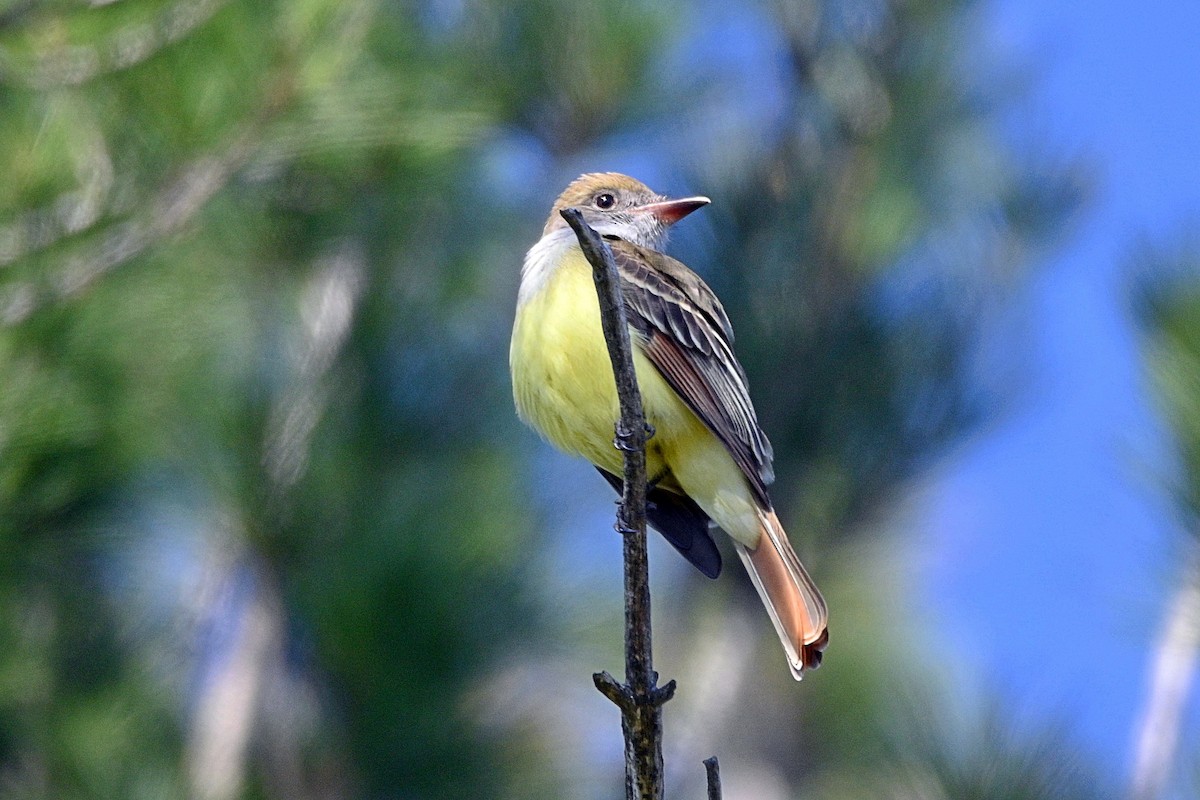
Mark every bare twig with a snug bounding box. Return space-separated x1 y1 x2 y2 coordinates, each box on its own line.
560 207 675 800
703 756 722 800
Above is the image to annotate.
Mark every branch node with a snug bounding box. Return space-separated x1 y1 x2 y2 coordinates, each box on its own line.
593 671 634 710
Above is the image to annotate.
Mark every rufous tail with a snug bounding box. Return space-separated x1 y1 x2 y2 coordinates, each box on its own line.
733 509 829 679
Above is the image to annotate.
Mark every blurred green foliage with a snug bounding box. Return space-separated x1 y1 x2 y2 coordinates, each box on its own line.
0 0 1102 798
1127 231 1200 800
1133 236 1200 521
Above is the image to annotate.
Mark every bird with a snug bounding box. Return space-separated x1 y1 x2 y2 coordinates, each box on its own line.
510 172 828 678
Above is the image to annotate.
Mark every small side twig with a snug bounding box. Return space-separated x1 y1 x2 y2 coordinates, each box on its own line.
703 756 723 800
561 207 675 800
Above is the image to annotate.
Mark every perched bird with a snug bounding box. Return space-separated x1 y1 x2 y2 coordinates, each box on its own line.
510 173 828 678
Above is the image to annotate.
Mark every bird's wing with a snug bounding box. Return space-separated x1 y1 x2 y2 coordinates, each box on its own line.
609 239 775 505
595 467 722 578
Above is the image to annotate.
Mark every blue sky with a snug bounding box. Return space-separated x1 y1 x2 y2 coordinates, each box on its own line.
921 0 1200 792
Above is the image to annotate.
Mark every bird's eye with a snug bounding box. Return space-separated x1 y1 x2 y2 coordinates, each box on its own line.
594 193 616 209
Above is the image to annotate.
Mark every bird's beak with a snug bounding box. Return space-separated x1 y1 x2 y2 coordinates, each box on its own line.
634 195 710 225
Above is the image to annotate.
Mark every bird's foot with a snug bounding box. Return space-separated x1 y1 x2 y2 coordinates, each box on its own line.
613 421 655 452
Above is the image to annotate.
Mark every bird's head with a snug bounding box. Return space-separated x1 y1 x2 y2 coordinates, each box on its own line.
542 172 709 250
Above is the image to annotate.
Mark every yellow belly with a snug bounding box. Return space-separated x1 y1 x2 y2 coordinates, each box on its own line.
510 248 762 546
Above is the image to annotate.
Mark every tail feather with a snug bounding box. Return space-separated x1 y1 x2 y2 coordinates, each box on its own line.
734 509 828 679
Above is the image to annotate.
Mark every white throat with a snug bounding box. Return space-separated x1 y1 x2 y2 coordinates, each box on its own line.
517 226 578 307
518 217 667 307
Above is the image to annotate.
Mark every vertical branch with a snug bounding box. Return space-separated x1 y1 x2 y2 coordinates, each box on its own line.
1129 555 1200 800
560 208 676 800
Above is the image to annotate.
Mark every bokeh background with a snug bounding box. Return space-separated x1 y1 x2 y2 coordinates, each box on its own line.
1 0 1198 798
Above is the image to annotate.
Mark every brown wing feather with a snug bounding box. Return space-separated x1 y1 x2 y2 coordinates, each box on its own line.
609 240 775 505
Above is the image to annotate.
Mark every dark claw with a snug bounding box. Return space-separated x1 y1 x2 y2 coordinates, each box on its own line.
612 421 656 452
